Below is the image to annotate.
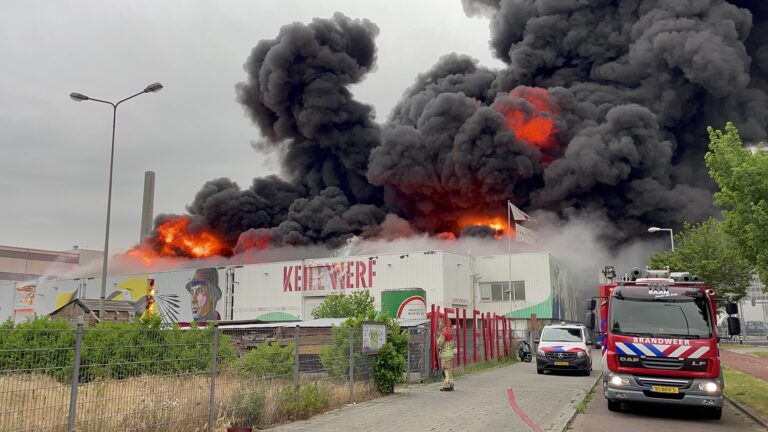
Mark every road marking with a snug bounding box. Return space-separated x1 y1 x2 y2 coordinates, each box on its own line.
507 388 544 432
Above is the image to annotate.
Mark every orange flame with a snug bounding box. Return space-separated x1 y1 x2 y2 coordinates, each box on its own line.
456 215 513 239
437 232 457 241
124 245 158 266
501 87 558 151
124 216 231 263
154 216 230 258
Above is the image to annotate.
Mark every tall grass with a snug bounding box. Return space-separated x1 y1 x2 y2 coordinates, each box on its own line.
0 372 379 431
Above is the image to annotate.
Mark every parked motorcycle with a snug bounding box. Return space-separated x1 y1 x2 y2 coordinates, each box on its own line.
518 340 532 362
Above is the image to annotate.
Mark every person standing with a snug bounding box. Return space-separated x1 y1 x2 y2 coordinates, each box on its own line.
437 320 455 391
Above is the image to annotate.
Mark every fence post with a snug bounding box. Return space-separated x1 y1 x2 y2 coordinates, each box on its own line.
208 326 219 432
294 325 300 387
67 322 84 432
348 326 354 404
406 328 411 381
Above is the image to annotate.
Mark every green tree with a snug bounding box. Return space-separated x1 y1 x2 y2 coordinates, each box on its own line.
311 290 375 318
649 218 752 301
705 122 768 286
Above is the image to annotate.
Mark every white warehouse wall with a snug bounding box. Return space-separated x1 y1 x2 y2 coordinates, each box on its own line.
0 251 572 325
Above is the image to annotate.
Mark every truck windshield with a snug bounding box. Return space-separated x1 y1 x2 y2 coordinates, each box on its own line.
541 328 582 342
609 296 712 338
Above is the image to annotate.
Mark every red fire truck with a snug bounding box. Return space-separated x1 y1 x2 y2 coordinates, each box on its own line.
587 266 741 419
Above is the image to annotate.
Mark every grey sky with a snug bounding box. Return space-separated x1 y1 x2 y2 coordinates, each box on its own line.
0 0 503 253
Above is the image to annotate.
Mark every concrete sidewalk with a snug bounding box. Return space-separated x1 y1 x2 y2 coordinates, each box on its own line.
268 356 600 432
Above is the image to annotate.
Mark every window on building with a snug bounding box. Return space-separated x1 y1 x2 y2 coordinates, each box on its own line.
480 281 525 301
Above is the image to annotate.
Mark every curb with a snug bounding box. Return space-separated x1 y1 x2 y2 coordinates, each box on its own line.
554 372 602 432
724 395 768 430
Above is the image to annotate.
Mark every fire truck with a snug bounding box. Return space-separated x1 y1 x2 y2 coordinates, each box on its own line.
587 266 742 420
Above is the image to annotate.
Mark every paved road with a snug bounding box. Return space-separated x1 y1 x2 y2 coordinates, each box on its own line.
268 355 599 432
721 350 768 381
571 385 766 432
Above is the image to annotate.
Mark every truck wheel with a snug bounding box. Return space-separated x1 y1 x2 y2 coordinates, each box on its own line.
707 407 722 420
607 400 621 412
537 368 543 375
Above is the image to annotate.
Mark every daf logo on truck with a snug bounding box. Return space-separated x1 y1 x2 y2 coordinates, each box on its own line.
585 266 742 420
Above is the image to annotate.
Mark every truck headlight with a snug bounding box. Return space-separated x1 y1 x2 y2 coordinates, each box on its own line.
577 350 586 358
610 375 630 386
698 382 719 393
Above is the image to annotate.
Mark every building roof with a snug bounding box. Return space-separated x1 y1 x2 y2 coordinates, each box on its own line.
49 298 135 317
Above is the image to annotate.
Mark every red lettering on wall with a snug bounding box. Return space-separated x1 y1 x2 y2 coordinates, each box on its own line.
346 262 353 289
294 265 302 292
368 259 376 287
314 266 323 290
328 264 339 290
356 261 367 288
283 266 293 292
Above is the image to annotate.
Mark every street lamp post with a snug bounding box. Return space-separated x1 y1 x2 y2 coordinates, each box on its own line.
648 227 675 251
70 82 163 318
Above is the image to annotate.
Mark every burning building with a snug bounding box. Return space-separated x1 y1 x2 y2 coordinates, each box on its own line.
134 1 768 261
6 2 765 326
0 251 575 331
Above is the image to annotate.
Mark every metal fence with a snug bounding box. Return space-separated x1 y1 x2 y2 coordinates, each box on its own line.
0 324 379 432
0 319 511 431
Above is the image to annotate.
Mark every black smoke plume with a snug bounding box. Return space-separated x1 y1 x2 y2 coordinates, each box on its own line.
149 2 768 256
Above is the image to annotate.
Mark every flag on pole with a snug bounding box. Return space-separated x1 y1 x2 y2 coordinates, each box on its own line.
515 223 537 244
508 201 535 222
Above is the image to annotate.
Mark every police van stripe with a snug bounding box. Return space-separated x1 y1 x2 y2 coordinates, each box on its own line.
689 346 709 358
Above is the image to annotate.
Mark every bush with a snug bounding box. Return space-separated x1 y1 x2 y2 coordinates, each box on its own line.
0 317 75 381
0 316 236 383
319 313 408 394
278 383 331 420
372 320 408 393
320 323 362 380
232 385 266 427
235 342 294 380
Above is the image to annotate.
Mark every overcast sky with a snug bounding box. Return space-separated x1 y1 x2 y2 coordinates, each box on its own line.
0 0 504 253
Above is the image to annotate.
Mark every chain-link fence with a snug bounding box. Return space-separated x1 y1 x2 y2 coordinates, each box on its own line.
0 324 383 432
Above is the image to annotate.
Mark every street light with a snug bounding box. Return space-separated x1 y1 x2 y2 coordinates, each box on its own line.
70 82 163 318
648 227 675 251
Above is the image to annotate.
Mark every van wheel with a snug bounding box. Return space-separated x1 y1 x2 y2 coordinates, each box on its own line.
537 368 543 375
607 400 621 412
706 407 722 420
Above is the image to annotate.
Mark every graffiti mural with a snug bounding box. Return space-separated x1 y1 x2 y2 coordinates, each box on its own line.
106 275 180 322
185 268 222 322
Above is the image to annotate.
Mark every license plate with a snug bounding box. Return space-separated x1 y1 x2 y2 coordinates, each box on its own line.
651 385 679 394
554 361 569 366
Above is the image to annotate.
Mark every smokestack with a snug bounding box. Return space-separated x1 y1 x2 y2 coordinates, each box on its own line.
140 171 155 244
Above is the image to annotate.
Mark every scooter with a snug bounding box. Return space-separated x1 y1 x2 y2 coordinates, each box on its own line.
518 340 532 362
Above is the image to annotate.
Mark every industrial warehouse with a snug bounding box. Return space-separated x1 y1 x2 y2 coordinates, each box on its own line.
0 251 575 328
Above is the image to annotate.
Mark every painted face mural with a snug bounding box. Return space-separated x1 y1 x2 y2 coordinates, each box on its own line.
186 268 222 321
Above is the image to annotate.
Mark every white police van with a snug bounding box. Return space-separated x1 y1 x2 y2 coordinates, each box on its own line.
535 322 593 375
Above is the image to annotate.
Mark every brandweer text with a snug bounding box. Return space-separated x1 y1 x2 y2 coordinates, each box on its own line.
632 337 692 346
